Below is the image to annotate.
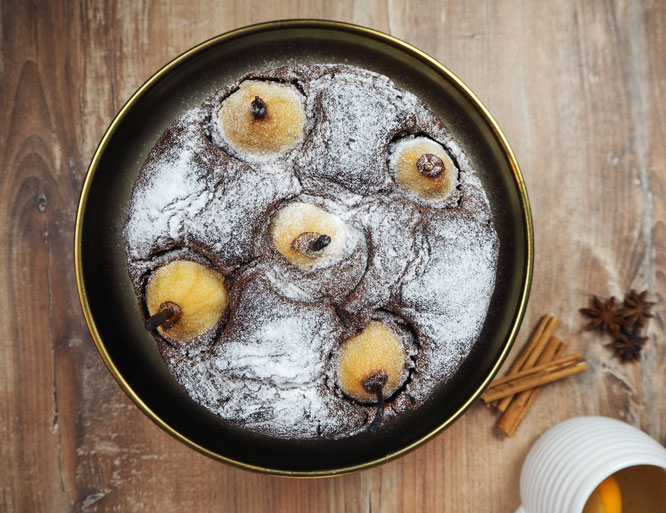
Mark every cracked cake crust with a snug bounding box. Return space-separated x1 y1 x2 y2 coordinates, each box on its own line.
123 64 499 439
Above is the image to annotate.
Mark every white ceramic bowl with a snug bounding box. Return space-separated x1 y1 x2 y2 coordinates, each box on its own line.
516 416 666 513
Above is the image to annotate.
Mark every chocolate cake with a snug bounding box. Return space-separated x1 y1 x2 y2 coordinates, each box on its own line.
123 64 499 439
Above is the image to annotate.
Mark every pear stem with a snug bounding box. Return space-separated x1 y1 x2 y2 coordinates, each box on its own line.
145 309 173 331
250 96 268 120
416 153 444 178
309 234 331 252
144 302 182 331
363 371 388 433
367 387 385 433
291 232 331 257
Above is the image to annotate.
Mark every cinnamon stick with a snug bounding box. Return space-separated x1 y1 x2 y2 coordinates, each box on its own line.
496 315 560 412
487 315 551 408
480 353 586 403
497 337 566 436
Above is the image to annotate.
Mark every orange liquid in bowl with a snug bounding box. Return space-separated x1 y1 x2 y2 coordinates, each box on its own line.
582 465 666 513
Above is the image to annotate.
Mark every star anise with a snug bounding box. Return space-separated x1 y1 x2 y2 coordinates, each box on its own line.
580 295 628 338
607 325 647 362
621 289 655 327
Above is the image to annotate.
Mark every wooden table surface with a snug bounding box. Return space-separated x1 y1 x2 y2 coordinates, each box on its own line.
2 1 665 511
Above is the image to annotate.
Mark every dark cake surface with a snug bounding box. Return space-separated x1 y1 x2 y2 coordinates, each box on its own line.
124 64 499 438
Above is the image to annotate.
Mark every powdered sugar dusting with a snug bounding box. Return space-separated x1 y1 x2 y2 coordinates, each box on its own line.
124 64 499 439
124 108 300 272
124 109 212 261
399 214 498 399
342 196 423 319
169 273 361 437
295 71 419 197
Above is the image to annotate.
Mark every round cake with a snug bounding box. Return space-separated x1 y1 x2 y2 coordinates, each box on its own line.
123 64 499 439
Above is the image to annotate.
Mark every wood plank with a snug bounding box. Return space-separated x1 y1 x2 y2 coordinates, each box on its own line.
1 1 664 512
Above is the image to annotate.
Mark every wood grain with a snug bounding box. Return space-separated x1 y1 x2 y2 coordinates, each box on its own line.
1 1 665 511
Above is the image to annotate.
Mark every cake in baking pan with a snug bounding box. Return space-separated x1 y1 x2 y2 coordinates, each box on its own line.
123 65 499 438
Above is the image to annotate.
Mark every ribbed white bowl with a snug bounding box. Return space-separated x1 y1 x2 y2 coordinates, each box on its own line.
515 416 666 513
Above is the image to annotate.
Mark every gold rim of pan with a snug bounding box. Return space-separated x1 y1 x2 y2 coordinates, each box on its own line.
74 19 534 478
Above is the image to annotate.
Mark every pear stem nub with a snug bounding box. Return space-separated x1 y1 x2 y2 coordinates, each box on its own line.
145 301 182 332
416 153 444 178
309 234 331 252
291 232 331 258
250 96 268 120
